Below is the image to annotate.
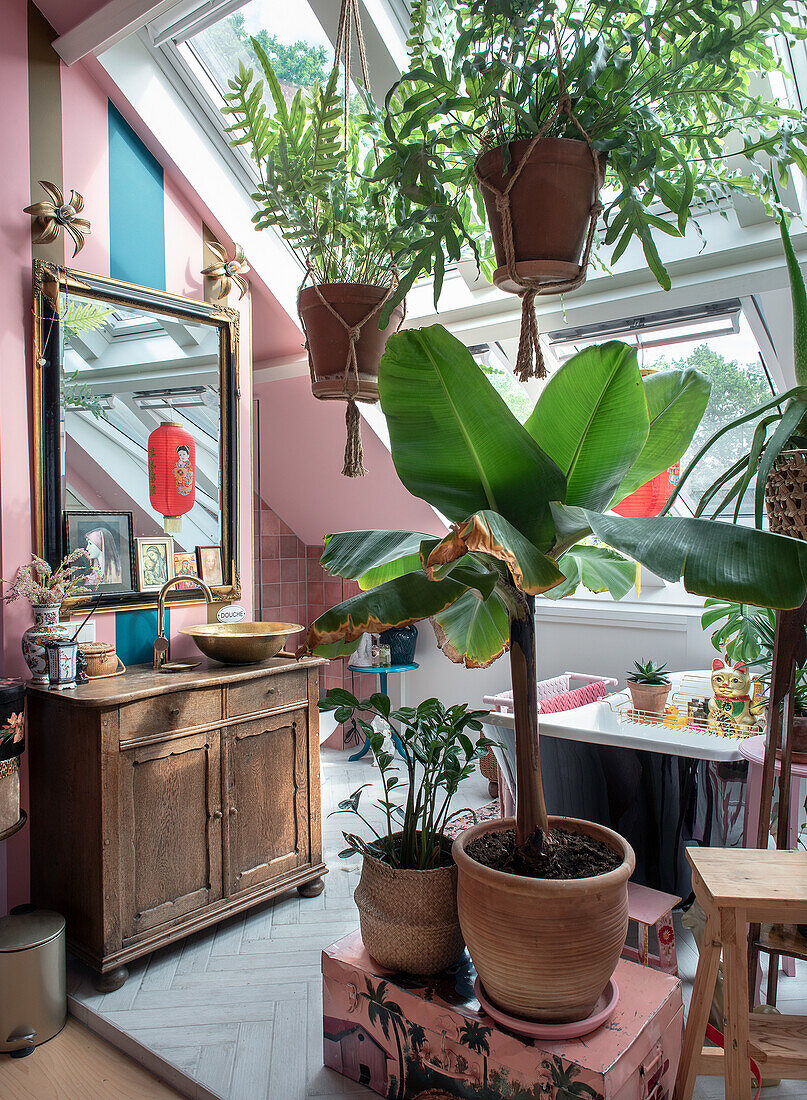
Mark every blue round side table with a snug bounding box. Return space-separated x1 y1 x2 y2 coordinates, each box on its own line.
345 663 419 760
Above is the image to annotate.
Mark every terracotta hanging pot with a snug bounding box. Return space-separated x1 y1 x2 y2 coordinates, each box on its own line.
453 816 634 1023
298 282 405 403
765 449 807 540
354 837 464 975
476 137 601 294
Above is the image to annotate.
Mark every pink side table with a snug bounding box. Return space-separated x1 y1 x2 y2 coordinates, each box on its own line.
740 734 807 984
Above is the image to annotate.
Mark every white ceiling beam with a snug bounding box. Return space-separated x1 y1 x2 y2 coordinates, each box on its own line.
53 0 181 66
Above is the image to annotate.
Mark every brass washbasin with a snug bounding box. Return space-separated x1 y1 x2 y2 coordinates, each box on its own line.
179 622 304 665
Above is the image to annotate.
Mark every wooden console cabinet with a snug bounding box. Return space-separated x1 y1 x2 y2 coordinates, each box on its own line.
27 657 327 990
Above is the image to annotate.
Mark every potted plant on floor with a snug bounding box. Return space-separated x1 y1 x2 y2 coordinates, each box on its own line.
667 190 807 536
222 4 409 476
375 0 806 370
303 324 807 1022
626 660 671 716
320 690 492 974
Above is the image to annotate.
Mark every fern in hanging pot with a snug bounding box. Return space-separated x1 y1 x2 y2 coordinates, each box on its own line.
222 5 408 476
376 0 807 378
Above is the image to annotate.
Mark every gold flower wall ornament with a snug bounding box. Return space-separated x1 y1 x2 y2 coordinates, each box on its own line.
24 181 91 256
201 242 250 300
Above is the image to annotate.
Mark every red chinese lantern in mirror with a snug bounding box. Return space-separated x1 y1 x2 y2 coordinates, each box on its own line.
148 422 195 534
613 463 679 518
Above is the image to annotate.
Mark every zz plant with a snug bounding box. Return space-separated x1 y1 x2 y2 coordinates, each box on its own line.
320 691 492 869
376 0 807 318
305 325 807 856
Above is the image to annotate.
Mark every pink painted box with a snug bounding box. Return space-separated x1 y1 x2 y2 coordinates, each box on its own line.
323 931 683 1100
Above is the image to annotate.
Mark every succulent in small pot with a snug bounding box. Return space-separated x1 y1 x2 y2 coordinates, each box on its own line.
319 690 493 974
626 660 671 716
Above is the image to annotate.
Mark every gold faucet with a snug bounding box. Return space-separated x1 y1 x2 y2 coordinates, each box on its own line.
154 575 215 669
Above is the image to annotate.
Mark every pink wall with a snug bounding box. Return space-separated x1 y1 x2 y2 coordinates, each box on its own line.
0 17 259 911
0 0 34 915
255 374 445 546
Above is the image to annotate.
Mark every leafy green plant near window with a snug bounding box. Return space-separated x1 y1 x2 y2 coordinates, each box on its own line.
222 44 407 286
667 194 807 527
303 325 807 854
319 691 492 868
375 0 807 318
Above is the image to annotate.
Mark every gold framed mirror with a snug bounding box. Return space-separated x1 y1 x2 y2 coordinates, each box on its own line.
33 262 241 612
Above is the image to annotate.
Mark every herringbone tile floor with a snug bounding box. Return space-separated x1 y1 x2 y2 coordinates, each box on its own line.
68 747 807 1100
68 748 493 1100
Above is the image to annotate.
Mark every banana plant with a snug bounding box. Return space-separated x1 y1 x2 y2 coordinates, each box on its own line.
305 327 807 853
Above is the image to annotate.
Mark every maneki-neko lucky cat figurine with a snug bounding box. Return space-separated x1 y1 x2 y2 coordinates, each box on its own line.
708 658 763 735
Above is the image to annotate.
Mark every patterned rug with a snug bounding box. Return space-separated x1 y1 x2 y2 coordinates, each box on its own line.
443 799 501 839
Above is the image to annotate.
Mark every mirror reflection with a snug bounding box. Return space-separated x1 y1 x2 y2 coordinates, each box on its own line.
60 293 222 597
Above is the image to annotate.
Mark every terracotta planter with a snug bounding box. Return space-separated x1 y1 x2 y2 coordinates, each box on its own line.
476 137 600 293
354 842 464 975
627 680 670 716
765 449 807 540
453 816 634 1022
298 283 405 403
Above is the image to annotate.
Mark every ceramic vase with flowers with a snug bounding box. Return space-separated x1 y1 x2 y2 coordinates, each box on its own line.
3 551 99 682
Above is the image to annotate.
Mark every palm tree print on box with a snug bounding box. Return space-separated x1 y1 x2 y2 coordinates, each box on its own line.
458 1021 492 1091
362 978 408 1100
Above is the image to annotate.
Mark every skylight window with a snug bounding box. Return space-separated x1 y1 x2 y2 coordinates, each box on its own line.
549 304 776 522
185 0 333 96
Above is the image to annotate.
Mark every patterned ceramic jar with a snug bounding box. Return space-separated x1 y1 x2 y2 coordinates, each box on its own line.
44 639 78 690
21 605 71 683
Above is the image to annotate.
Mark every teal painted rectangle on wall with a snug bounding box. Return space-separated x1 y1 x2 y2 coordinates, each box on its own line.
115 608 169 668
108 103 165 291
109 100 167 659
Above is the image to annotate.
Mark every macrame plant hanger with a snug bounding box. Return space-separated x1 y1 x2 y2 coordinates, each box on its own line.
297 0 402 477
474 25 604 381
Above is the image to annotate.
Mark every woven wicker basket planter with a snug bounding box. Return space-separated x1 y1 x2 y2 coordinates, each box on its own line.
478 748 499 797
354 841 464 975
765 450 807 539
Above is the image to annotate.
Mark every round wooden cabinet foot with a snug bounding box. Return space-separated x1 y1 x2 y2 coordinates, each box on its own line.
297 877 325 898
94 965 129 993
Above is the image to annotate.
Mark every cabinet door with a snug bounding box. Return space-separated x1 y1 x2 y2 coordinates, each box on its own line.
225 708 310 895
120 731 223 940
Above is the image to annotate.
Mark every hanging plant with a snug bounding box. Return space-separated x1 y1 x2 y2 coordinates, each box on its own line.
375 0 807 360
222 0 410 476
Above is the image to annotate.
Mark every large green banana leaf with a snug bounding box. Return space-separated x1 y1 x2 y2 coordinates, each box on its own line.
583 509 807 608
613 367 711 504
550 544 636 600
524 341 649 512
424 510 565 594
432 587 510 668
307 570 469 648
320 529 431 589
379 326 566 550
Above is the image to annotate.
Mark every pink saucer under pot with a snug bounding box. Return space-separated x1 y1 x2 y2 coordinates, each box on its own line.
474 976 620 1040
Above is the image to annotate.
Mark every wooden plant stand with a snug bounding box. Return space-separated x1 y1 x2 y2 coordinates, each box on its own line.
674 847 807 1100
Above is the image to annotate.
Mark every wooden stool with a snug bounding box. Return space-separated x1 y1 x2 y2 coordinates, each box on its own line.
624 881 680 975
674 847 807 1100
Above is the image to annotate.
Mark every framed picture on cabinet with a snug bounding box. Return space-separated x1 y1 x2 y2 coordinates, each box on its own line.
63 511 135 595
196 545 223 587
135 536 174 592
